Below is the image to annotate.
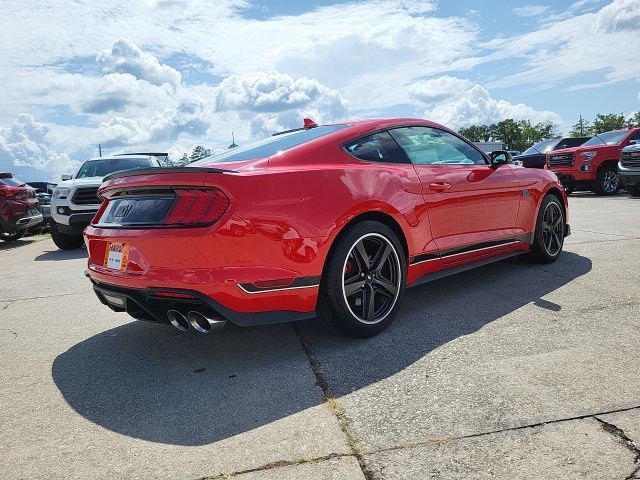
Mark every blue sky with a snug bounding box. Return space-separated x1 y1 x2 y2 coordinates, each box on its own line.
0 0 638 181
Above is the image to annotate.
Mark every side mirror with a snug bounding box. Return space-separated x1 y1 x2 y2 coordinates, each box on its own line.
490 150 511 168
61 174 72 181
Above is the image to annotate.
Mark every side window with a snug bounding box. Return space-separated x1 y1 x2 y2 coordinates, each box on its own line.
389 126 487 165
344 131 408 163
629 130 640 142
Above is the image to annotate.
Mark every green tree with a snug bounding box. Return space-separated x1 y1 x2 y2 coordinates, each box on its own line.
627 111 640 128
569 117 591 137
590 113 626 134
458 125 484 142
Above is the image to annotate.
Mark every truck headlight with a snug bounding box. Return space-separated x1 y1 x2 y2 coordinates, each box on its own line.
53 187 70 199
580 151 597 161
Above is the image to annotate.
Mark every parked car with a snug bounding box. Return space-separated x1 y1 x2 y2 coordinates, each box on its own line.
514 137 590 169
619 142 640 197
84 118 569 338
0 173 43 242
50 155 163 250
26 182 55 232
546 128 640 195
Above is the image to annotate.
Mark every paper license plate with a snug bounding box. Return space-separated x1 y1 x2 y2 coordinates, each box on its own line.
104 242 130 271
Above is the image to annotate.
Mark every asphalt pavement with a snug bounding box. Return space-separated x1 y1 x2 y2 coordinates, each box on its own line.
1 192 639 479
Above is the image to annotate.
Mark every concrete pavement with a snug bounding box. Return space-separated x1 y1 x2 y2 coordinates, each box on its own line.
1 192 639 479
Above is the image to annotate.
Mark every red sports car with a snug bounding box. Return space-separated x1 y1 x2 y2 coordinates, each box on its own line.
84 118 569 337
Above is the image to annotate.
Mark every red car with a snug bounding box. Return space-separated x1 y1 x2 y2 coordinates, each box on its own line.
84 118 569 337
0 173 43 242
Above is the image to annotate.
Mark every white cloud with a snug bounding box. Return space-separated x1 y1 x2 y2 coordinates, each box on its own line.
513 5 552 17
487 0 640 89
0 114 82 181
411 77 561 128
97 38 181 88
594 0 640 31
214 70 349 136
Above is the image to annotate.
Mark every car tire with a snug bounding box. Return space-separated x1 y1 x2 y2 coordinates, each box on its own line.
50 221 85 250
0 230 25 242
594 167 620 196
316 221 406 337
522 194 565 264
626 184 640 197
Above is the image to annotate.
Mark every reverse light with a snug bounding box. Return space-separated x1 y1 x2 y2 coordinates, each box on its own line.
161 189 230 226
53 187 71 199
580 151 598 161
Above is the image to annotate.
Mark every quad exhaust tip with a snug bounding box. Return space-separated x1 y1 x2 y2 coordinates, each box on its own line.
187 311 226 334
167 310 189 331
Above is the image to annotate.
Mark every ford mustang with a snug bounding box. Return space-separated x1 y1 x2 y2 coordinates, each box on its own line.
84 118 569 337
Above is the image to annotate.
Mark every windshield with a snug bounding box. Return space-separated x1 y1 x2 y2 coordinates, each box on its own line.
191 125 347 165
76 158 155 178
0 177 26 187
522 139 557 155
582 130 629 147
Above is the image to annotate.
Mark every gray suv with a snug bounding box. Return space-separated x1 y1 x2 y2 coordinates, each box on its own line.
619 142 640 197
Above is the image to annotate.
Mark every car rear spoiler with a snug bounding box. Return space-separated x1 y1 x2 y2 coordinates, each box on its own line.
103 167 237 181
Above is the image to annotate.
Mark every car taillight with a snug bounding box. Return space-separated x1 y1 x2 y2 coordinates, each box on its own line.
161 189 229 226
91 199 110 225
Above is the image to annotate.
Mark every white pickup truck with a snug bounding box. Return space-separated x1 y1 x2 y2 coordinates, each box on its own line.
51 154 164 249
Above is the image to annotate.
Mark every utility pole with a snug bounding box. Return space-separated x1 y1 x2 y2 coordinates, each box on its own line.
98 144 102 157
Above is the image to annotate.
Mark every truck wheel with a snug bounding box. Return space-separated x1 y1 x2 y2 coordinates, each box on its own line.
50 221 85 250
594 167 620 196
626 184 640 197
0 230 25 242
522 194 565 264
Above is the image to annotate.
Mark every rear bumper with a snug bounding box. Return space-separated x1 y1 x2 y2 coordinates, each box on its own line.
89 279 315 327
0 210 43 233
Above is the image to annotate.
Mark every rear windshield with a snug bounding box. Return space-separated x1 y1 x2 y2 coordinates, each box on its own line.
76 158 156 178
582 131 629 147
191 125 347 165
0 177 26 187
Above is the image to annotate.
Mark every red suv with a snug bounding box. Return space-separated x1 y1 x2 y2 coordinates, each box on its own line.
0 173 43 242
546 127 640 195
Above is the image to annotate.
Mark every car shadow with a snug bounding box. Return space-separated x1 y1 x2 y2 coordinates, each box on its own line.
52 251 591 446
0 238 37 251
34 248 87 261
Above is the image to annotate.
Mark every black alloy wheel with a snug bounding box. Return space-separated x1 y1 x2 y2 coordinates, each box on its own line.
316 221 406 337
342 233 402 325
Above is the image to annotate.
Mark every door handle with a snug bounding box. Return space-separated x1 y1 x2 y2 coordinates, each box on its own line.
428 182 451 191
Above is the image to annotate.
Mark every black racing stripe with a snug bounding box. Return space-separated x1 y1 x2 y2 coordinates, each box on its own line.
239 276 321 293
439 238 516 258
409 252 440 265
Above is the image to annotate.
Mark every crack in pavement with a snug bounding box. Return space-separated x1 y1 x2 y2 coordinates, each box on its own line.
0 291 87 304
194 404 640 480
357 404 640 457
197 453 355 480
293 323 375 480
594 416 640 480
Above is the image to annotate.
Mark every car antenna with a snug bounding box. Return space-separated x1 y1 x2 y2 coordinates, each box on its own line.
98 144 102 157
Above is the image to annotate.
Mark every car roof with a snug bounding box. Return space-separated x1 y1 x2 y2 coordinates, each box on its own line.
84 155 155 162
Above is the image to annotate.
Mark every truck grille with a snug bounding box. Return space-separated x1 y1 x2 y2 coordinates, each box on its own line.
621 151 640 168
547 153 575 167
72 187 100 205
